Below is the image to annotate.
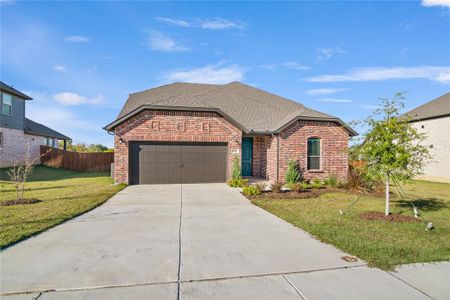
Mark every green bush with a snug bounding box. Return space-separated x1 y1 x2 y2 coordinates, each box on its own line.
227 178 248 188
242 185 262 196
285 160 302 185
231 157 242 181
310 179 325 189
324 173 340 188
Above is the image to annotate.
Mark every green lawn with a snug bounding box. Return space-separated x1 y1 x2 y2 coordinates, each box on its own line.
0 166 126 248
252 180 450 270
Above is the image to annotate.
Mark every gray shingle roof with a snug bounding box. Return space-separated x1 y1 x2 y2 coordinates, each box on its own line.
403 92 450 122
0 81 33 100
106 81 356 135
25 118 70 140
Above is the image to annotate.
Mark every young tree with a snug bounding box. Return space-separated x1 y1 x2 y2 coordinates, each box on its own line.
351 93 430 216
7 143 46 204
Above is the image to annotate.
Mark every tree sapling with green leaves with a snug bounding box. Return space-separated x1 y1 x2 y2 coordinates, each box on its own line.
351 93 430 216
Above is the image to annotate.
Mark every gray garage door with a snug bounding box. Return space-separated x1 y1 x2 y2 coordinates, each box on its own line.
129 142 228 184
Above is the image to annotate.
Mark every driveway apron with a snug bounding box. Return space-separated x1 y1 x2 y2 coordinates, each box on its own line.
1 184 444 299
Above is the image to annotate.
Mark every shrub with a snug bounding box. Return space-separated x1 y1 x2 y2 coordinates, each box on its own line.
242 185 262 196
289 182 306 193
347 165 383 192
227 178 248 188
310 179 325 189
231 157 242 181
324 173 340 188
285 160 302 185
271 181 284 193
254 182 266 192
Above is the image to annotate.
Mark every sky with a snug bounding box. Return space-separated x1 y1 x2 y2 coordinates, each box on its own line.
1 0 449 147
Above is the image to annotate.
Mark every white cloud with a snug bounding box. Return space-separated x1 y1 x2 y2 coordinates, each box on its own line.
421 0 450 8
307 88 349 95
306 66 450 84
147 32 190 52
259 64 277 70
64 35 90 43
52 65 66 72
259 61 309 71
316 47 346 60
199 18 246 30
162 63 244 84
53 92 103 106
318 98 354 103
155 16 246 30
155 17 191 27
281 61 310 70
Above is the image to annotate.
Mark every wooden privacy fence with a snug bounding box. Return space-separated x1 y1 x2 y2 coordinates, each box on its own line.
40 146 114 172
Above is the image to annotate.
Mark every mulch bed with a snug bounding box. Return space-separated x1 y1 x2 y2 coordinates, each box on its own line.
360 211 420 223
1 199 42 206
245 189 325 200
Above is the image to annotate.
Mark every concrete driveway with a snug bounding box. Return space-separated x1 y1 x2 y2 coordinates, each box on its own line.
1 184 447 299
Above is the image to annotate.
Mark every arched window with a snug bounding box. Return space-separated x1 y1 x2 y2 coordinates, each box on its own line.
307 138 321 170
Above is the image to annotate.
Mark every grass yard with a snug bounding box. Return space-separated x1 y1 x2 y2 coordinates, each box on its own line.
0 166 126 248
252 180 450 270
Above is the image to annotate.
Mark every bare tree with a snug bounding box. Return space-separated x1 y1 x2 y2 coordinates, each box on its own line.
7 143 47 204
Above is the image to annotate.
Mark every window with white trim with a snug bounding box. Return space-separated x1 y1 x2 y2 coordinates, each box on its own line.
307 138 321 170
2 92 12 115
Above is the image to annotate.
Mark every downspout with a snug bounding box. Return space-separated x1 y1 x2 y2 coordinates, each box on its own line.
276 134 280 182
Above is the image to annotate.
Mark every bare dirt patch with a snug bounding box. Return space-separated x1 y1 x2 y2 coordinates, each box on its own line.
1 199 42 206
360 211 419 223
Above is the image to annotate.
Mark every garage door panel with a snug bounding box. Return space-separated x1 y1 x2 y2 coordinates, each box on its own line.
130 142 227 184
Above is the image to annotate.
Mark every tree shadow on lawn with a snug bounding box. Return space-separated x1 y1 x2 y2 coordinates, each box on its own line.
395 198 447 212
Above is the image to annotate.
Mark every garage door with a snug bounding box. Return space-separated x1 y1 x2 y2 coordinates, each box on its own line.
129 142 228 184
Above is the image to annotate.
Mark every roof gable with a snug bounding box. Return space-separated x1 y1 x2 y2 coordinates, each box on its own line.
106 81 356 136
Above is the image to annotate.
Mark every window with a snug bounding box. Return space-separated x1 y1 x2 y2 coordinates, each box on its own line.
0 132 3 146
2 93 12 115
307 138 321 170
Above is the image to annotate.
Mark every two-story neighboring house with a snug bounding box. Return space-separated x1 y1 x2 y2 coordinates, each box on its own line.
0 81 71 168
404 92 450 183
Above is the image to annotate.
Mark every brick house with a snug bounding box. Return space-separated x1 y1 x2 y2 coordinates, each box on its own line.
104 82 356 185
0 81 71 168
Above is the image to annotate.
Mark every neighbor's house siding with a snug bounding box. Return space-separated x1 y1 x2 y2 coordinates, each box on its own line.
411 116 450 183
113 110 242 184
0 128 43 168
1 92 26 131
253 120 349 182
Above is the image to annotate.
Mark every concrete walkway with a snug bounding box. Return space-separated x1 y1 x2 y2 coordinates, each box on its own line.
1 184 448 299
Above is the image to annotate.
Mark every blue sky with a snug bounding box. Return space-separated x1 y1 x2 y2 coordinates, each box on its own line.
1 0 449 147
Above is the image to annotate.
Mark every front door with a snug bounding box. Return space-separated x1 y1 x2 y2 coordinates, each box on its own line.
242 137 253 176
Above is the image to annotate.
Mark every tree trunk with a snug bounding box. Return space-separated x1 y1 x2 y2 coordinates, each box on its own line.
385 175 390 216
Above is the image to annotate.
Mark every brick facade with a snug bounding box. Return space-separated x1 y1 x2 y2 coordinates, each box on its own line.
263 120 349 182
113 110 242 184
113 111 349 184
0 127 44 168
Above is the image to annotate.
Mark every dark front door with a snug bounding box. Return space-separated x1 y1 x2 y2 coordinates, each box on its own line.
241 137 253 176
129 142 227 184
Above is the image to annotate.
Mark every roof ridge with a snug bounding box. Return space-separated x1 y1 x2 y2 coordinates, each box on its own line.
222 82 306 114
